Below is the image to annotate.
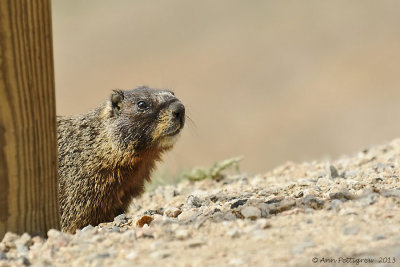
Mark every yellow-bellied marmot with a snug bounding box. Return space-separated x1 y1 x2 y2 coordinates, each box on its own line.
57 86 185 233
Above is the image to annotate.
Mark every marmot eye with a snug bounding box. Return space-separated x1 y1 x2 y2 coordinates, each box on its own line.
137 101 148 110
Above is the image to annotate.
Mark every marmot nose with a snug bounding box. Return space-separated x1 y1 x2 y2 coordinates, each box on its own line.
171 102 185 125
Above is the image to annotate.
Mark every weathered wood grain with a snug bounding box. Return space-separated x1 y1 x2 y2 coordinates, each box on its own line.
0 0 60 238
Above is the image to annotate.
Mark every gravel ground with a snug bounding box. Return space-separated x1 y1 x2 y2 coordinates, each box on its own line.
1 139 400 267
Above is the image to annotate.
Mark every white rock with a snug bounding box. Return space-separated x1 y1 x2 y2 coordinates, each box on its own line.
241 206 261 220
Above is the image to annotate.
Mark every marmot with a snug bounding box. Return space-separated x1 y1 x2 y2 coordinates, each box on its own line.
57 86 185 233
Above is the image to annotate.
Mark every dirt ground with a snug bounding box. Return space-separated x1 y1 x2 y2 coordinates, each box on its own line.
1 139 399 266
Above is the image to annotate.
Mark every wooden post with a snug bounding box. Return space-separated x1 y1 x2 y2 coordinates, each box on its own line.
0 0 60 237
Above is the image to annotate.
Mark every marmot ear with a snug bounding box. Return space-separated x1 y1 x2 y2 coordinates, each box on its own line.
111 90 124 116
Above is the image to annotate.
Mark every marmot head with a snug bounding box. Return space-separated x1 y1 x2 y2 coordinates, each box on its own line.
108 86 185 153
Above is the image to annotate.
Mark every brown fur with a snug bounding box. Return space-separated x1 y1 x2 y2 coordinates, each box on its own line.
57 87 184 233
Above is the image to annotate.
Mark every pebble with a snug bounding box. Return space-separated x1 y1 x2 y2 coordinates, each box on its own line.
177 209 201 222
358 192 380 206
175 229 190 240
125 250 138 260
293 191 304 198
342 225 360 236
151 249 171 259
186 239 206 248
164 207 182 218
16 243 29 257
114 214 128 226
302 195 325 209
136 215 154 227
86 252 110 262
329 199 343 211
256 218 271 229
317 177 333 187
298 179 316 186
240 206 261 220
329 188 353 201
81 225 95 232
230 199 248 209
373 234 386 241
2 232 19 249
227 229 241 238
267 198 296 214
380 188 400 198
329 165 340 179
343 170 360 179
186 195 203 208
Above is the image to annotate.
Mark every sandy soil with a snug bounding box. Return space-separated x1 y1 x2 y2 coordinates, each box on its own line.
1 139 400 266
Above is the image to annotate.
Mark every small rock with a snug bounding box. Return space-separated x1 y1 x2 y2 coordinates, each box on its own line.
256 218 271 229
267 198 296 214
46 230 71 248
0 252 6 260
177 209 200 222
125 250 138 260
241 206 261 220
109 226 120 233
224 212 237 221
358 191 380 206
304 208 314 214
371 177 384 184
136 215 154 227
81 225 95 232
329 165 340 179
373 234 386 241
2 232 19 249
380 188 400 198
15 233 32 248
343 225 360 236
298 178 316 186
121 230 135 240
151 249 171 259
317 178 333 187
135 226 154 239
343 170 359 179
258 190 270 196
293 191 304 198
329 188 353 201
144 208 164 216
229 258 246 265
338 208 358 216
16 243 29 257
164 207 182 218
227 229 241 238
265 197 283 204
286 182 296 189
329 199 343 211
302 195 325 209
175 229 190 240
186 195 203 208
230 199 248 209
186 239 206 248
86 252 110 262
114 214 128 226
15 256 30 266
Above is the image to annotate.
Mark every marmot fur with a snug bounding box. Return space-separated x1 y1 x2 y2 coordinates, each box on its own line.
57 86 185 233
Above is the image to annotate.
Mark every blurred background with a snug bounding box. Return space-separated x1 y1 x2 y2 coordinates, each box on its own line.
52 0 400 179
